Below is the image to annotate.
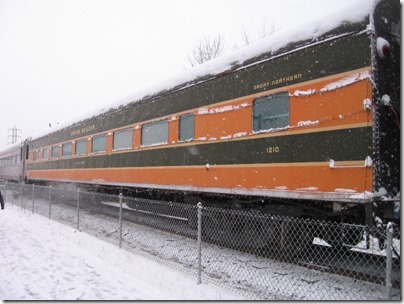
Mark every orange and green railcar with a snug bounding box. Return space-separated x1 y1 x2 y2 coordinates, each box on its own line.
24 0 400 229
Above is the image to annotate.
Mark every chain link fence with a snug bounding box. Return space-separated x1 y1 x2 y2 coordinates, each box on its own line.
0 182 400 300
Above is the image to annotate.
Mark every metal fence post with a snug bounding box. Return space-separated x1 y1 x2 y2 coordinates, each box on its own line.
20 183 23 209
4 182 8 206
48 185 52 219
119 193 123 248
10 183 13 205
31 183 35 214
76 188 80 230
197 202 202 285
386 222 393 300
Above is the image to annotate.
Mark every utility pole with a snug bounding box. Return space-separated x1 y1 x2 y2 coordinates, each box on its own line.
8 126 22 145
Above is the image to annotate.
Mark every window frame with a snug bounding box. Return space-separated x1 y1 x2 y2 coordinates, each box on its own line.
141 120 169 147
51 146 60 159
113 128 133 151
91 134 107 154
252 92 290 133
62 142 72 158
43 148 50 160
179 113 195 142
75 139 87 156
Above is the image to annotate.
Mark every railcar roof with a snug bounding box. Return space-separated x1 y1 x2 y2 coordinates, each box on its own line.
31 0 373 142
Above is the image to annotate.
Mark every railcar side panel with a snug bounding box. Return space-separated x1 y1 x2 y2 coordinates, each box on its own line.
26 62 374 201
0 144 26 183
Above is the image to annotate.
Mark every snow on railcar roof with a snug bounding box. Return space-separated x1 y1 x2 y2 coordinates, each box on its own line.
31 0 373 141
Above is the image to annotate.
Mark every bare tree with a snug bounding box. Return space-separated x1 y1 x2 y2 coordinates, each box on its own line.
231 27 249 51
232 20 278 50
187 20 278 67
187 34 226 67
258 18 278 39
241 26 252 46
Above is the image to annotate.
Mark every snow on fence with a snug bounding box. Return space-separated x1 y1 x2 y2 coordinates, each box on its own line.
0 182 400 300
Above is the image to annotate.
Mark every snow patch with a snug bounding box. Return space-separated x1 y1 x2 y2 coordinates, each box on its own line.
0 205 241 300
296 187 319 191
352 233 400 258
292 89 316 97
373 187 388 198
233 132 247 138
334 188 357 193
253 126 290 134
350 188 390 201
320 71 371 93
297 120 319 127
197 108 209 115
275 186 288 190
220 135 232 140
313 238 332 247
141 141 168 148
350 191 374 200
197 103 250 115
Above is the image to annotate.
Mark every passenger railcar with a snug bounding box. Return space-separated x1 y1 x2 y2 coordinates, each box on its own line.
2 0 400 233
0 139 29 183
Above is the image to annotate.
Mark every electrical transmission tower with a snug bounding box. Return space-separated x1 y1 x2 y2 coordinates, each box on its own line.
8 126 22 145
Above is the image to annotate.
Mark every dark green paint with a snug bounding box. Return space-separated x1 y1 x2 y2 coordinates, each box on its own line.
28 127 372 171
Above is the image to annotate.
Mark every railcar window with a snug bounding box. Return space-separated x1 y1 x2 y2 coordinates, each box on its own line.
253 92 290 132
75 139 87 156
141 120 168 147
179 113 194 142
92 134 107 153
52 146 60 159
113 128 133 150
44 148 50 160
62 143 72 158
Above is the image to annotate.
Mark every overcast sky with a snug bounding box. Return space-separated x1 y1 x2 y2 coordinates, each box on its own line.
0 0 369 150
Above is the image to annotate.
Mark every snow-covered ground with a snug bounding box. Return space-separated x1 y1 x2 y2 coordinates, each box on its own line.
0 197 400 301
0 204 244 300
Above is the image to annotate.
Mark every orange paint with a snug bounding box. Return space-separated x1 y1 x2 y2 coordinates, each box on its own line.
27 163 372 197
290 77 372 129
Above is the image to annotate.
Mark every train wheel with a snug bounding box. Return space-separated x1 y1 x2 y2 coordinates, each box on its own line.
321 224 364 251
